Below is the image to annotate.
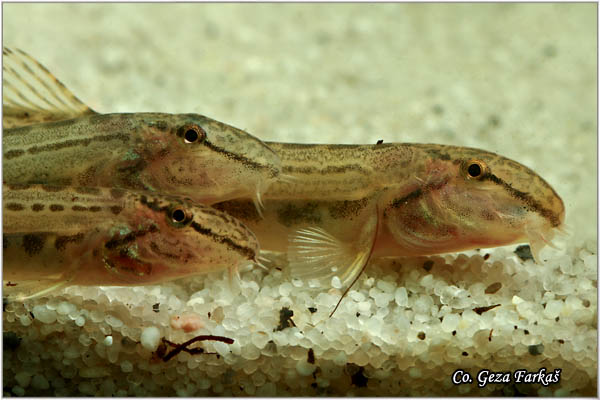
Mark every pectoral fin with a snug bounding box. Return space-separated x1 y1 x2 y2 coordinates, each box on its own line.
3 47 97 129
287 210 379 293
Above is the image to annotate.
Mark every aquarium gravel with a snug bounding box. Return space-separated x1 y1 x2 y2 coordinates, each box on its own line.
2 239 597 396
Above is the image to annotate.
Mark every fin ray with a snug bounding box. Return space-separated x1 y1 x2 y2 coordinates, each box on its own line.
3 47 97 128
287 208 380 316
288 219 377 290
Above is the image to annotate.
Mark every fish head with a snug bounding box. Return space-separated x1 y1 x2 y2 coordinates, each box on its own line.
102 195 259 284
138 113 281 206
382 144 565 260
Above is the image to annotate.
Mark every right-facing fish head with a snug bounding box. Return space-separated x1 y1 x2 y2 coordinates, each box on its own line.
381 144 565 260
101 193 259 285
134 113 281 206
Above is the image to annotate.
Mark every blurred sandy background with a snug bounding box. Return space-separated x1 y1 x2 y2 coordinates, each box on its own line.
3 3 596 246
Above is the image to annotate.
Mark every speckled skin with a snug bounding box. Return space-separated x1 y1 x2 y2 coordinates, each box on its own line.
3 185 258 298
3 48 282 206
216 142 565 260
3 113 281 206
3 47 282 206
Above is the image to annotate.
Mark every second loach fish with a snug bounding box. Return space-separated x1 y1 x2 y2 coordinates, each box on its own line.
2 47 281 210
3 184 259 300
215 142 566 289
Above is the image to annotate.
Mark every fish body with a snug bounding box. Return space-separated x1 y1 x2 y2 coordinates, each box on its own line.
4 112 280 206
2 47 280 208
216 142 565 287
3 184 259 299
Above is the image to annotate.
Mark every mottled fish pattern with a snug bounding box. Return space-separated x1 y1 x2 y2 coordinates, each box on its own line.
3 184 259 299
3 47 281 209
215 141 565 290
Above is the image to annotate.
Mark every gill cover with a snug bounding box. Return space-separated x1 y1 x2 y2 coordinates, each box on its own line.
383 145 565 260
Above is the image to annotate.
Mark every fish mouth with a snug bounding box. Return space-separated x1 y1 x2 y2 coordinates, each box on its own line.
480 173 563 227
439 189 567 260
524 217 569 263
487 195 567 263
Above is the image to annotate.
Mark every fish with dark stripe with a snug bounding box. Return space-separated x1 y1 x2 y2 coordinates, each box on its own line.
215 141 565 306
3 47 282 211
3 184 259 300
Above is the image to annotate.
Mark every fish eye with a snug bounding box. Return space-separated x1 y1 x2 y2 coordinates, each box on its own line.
171 208 186 222
185 129 198 143
179 124 206 144
464 159 487 180
168 206 192 227
468 163 482 177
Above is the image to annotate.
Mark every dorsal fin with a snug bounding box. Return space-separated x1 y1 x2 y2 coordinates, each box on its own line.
3 47 97 129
